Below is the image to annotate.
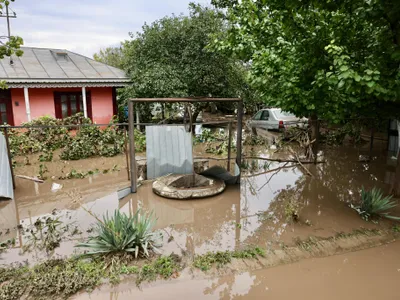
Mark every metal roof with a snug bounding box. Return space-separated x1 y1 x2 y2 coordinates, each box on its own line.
0 47 130 87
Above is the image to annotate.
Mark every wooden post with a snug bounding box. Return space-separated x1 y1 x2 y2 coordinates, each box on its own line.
227 122 232 172
369 127 375 158
3 127 15 189
124 127 130 181
236 100 244 172
128 101 137 193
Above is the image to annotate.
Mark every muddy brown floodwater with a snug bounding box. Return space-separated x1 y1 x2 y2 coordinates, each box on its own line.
1 139 399 298
75 240 400 300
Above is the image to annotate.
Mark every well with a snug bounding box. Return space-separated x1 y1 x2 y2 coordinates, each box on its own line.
152 174 226 200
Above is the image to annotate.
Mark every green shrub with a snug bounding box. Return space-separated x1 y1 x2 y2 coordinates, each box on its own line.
351 187 400 221
76 210 161 258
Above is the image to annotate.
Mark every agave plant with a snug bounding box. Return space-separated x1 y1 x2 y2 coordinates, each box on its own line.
76 210 162 258
351 187 400 221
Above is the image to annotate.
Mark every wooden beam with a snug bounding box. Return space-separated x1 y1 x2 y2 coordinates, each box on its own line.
129 97 241 103
128 101 137 193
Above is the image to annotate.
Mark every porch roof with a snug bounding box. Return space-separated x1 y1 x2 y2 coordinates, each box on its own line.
0 47 130 88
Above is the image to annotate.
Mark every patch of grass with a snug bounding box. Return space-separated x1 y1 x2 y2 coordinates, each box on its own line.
392 225 400 233
76 210 162 258
193 247 265 271
351 187 400 221
137 255 181 284
0 259 105 300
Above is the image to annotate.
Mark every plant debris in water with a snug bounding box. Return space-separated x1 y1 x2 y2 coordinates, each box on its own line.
193 247 265 271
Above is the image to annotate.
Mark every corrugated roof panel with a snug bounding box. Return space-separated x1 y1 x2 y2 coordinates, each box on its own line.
0 61 8 78
108 65 127 78
67 53 100 78
87 60 117 78
56 55 85 78
1 56 29 78
33 48 68 78
0 132 13 200
19 48 49 78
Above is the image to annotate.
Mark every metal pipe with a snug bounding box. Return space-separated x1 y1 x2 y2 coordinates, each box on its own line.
236 100 244 174
128 101 137 193
227 122 232 172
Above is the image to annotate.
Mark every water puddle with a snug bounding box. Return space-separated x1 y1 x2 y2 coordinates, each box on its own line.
75 240 400 299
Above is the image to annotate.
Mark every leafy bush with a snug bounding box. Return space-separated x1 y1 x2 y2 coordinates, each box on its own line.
76 210 161 258
351 187 400 221
60 125 125 160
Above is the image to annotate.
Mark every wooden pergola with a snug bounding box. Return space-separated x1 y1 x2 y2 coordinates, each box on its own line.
127 98 244 193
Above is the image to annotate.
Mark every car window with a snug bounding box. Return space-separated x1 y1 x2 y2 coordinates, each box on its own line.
274 109 295 118
253 111 262 120
261 111 269 120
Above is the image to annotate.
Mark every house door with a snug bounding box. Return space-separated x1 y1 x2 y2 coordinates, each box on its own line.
0 90 13 125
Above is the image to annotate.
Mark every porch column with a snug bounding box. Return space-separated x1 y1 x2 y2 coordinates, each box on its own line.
23 87 31 122
82 87 88 118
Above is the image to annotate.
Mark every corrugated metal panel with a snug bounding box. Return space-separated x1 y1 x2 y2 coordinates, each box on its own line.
0 132 13 200
33 48 68 78
146 126 194 179
19 48 49 78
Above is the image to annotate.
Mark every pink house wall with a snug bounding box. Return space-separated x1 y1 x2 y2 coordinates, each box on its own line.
10 87 115 125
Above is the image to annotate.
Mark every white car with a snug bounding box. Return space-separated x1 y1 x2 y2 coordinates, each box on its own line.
248 108 307 131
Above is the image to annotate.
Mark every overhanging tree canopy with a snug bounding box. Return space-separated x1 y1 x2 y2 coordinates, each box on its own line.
212 0 400 122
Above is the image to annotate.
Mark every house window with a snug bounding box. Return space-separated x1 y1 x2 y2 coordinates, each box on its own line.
54 91 92 120
0 102 8 124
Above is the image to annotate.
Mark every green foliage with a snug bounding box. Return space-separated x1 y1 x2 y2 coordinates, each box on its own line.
137 255 181 284
76 210 162 258
212 0 400 123
0 1 23 61
351 187 400 221
0 259 105 300
122 3 249 119
93 46 124 69
60 125 125 160
193 247 265 271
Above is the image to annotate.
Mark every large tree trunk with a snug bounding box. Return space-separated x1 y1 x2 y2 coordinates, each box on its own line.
309 114 320 161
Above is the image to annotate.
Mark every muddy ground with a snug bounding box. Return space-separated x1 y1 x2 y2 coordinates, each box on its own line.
0 129 399 298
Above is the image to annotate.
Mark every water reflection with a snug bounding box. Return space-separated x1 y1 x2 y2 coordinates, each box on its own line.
0 145 396 266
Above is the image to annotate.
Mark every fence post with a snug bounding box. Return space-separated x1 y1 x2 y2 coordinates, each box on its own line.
124 127 130 181
227 122 232 172
128 101 137 193
3 127 15 189
236 100 244 172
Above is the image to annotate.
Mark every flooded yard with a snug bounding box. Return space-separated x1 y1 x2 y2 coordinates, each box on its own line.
1 139 399 298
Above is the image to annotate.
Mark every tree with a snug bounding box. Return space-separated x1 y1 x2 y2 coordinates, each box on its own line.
123 3 248 121
0 0 23 59
212 0 400 156
93 46 124 69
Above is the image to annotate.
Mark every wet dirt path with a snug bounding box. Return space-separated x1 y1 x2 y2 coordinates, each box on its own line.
75 240 400 300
